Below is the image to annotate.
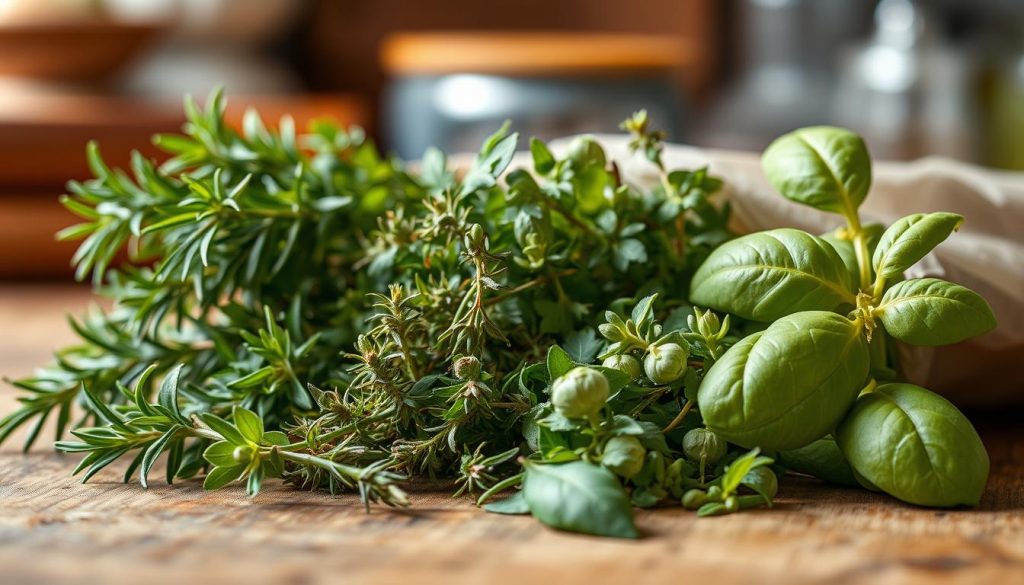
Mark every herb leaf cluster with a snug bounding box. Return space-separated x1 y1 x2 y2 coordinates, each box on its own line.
0 99 995 538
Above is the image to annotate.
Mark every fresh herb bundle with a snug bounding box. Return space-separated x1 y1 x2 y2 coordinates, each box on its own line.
0 94 995 538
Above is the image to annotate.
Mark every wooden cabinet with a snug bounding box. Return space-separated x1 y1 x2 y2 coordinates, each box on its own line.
0 94 366 278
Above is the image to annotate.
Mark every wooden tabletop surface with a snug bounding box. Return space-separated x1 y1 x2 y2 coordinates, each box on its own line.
1 285 1021 585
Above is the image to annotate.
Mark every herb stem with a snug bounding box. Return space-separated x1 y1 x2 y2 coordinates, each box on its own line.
844 210 872 292
485 269 577 306
662 399 695 433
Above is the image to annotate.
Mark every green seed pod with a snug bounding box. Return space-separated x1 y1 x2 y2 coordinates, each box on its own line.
682 489 707 509
232 446 251 464
737 494 770 510
649 451 666 484
643 342 689 384
664 459 690 498
682 428 728 465
453 356 481 381
550 366 610 419
724 495 739 512
464 223 486 250
602 354 642 380
602 436 647 479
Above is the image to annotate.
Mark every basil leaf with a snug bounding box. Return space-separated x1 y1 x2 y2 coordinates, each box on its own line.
198 412 245 446
875 278 996 346
779 436 859 487
523 460 638 539
690 229 856 322
762 126 871 215
631 293 658 328
836 383 989 507
872 213 963 282
698 311 869 451
262 430 290 446
607 414 646 436
418 147 455 191
483 491 530 515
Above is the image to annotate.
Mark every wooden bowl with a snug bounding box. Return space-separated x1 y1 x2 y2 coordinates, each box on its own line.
0 21 163 83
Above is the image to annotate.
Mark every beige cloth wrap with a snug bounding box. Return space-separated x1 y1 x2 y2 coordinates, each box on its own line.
539 136 1024 406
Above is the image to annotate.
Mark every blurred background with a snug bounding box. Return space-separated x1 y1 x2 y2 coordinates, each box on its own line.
1 0 1023 278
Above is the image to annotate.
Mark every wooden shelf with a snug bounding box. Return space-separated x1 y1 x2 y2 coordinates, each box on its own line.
381 32 692 76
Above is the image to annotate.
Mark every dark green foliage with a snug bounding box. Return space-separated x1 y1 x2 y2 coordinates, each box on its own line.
0 97 730 520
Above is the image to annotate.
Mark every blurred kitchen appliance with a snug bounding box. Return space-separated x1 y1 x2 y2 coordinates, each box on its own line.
381 33 689 160
833 0 981 162
103 0 305 95
701 0 871 151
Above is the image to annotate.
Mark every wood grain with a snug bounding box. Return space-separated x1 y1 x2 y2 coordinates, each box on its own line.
0 286 1022 585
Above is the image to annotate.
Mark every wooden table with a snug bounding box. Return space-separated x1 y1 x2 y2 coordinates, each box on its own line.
1 286 1021 585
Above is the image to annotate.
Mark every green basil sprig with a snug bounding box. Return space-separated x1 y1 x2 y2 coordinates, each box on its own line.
691 125 996 507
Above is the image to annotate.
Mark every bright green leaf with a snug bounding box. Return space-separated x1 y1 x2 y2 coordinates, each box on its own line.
875 278 996 346
872 213 964 283
690 229 856 322
836 383 989 507
523 460 638 539
762 126 872 215
233 406 263 443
